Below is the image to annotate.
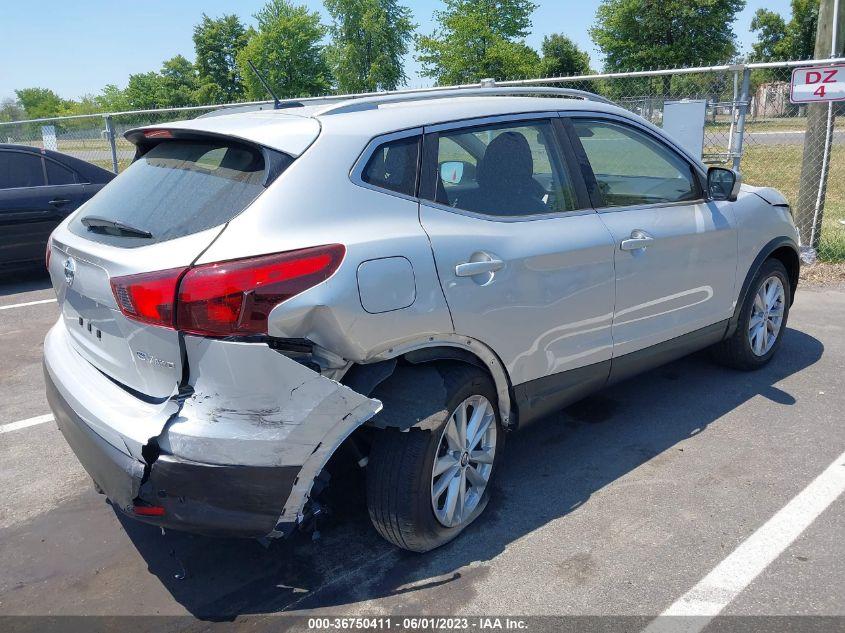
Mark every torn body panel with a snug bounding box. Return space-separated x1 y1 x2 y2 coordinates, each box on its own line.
45 317 381 538
160 336 381 468
156 336 381 535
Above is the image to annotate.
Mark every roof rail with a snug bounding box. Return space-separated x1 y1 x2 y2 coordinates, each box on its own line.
315 82 616 116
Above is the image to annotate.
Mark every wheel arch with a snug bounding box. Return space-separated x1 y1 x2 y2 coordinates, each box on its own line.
302 339 513 529
727 236 799 338
341 336 514 429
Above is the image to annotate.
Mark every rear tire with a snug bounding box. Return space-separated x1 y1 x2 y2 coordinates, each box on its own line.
711 258 791 370
366 365 504 552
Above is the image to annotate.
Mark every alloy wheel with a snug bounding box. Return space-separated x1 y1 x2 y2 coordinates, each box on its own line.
748 275 785 356
431 394 497 528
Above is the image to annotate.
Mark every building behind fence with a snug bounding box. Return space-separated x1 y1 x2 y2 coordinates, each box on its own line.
2 58 843 262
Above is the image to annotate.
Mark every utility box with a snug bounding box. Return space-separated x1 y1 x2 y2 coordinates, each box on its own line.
662 100 707 159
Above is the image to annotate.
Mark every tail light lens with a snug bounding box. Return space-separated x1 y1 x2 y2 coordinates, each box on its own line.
45 237 52 270
110 244 345 336
111 267 187 327
177 245 345 336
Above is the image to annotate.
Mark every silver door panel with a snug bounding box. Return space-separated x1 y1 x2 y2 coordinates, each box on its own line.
420 202 616 386
598 200 737 356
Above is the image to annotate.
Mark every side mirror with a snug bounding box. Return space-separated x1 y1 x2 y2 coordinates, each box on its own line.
440 161 467 185
707 167 741 202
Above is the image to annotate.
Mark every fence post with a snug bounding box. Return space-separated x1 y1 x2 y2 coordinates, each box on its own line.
104 115 119 174
731 66 751 171
727 68 739 159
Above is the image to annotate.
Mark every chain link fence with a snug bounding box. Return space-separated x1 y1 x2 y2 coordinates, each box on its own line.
0 104 231 174
1 59 842 262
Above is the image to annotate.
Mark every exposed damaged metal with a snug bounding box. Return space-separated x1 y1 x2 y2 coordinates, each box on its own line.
160 336 380 465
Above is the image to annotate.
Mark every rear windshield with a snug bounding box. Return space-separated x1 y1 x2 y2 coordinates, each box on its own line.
70 140 283 246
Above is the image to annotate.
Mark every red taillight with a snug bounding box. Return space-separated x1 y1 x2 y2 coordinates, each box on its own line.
133 504 166 516
45 236 52 270
111 267 187 328
176 244 345 336
109 245 345 335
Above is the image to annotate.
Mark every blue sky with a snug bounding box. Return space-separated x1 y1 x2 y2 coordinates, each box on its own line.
0 0 795 102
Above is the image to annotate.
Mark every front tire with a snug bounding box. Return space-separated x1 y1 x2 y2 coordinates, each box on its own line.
366 365 504 552
712 258 791 370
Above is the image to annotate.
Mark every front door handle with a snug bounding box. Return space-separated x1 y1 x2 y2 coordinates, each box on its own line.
455 258 504 277
620 229 655 251
48 198 71 207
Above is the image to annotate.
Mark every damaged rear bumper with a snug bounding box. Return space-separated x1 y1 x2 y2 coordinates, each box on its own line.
44 320 381 539
46 368 300 537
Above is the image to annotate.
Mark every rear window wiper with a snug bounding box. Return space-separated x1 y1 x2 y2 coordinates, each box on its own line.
81 216 153 239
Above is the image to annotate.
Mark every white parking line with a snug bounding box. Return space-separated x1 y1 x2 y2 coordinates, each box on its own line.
644 448 845 633
0 298 57 311
0 414 54 434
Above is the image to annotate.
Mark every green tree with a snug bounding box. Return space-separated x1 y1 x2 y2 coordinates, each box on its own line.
590 0 745 78
237 0 332 100
749 0 819 62
96 84 130 113
124 72 166 110
121 56 199 110
540 33 591 77
0 97 24 122
416 0 542 84
15 87 68 119
749 10 788 61
193 14 251 102
159 54 200 107
63 94 101 116
325 0 415 93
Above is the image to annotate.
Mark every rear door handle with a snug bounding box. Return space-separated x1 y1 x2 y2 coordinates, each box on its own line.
620 229 654 251
455 259 504 277
49 199 71 207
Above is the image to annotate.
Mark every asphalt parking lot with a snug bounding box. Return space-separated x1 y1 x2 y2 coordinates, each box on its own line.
0 270 843 630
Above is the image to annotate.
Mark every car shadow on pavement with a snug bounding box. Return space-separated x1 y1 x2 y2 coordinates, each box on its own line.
116 327 824 621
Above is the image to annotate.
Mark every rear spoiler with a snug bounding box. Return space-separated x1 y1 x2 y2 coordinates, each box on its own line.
122 128 293 187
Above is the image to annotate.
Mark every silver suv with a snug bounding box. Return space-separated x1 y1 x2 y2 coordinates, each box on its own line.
44 87 799 552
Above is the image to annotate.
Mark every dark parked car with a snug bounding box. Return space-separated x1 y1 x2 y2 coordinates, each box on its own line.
0 144 114 270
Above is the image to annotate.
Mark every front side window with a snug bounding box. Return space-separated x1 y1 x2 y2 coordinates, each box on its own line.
361 136 420 197
0 151 45 189
429 120 578 217
572 119 699 207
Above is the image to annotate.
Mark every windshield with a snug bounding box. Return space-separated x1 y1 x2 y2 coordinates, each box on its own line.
70 139 284 246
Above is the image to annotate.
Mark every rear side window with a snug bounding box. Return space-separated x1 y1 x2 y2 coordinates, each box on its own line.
0 151 45 188
70 140 283 246
45 159 77 185
361 136 419 197
427 120 579 217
